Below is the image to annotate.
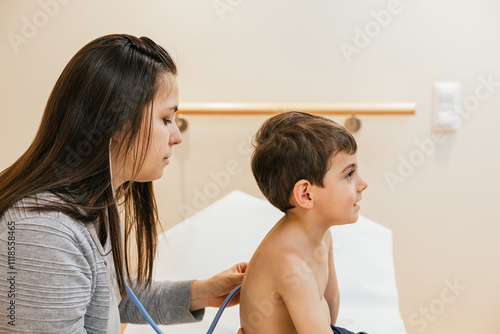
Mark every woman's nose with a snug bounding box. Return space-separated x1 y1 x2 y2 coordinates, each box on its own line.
170 119 183 146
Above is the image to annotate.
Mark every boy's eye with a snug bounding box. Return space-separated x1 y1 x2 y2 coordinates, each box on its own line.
346 169 355 179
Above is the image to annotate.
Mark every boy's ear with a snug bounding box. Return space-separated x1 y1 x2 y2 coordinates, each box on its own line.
291 179 314 209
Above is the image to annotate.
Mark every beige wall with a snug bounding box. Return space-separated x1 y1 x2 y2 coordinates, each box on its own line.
1 0 499 333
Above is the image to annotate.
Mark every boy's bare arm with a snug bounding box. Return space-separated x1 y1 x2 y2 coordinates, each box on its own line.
324 231 340 325
278 254 334 334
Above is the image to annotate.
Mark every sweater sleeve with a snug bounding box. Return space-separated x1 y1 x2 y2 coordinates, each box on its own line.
119 278 205 325
0 216 107 334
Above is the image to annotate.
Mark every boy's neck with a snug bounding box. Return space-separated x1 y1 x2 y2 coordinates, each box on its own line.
280 211 331 245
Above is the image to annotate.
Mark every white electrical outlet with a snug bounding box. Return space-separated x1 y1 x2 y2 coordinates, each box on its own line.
433 82 461 131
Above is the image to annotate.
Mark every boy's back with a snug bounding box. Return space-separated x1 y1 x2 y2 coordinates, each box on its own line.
240 216 335 333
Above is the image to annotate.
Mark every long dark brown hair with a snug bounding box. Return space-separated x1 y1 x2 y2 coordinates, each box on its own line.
0 34 177 297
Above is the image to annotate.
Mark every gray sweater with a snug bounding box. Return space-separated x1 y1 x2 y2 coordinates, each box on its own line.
0 194 204 333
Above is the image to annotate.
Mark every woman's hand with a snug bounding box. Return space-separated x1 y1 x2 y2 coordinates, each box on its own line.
190 262 247 311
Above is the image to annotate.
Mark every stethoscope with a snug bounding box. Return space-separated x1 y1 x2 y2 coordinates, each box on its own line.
109 143 241 333
124 276 241 334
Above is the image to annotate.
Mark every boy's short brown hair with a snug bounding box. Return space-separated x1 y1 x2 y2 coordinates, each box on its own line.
251 111 357 212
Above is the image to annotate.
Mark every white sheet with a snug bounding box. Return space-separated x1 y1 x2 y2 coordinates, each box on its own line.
124 190 406 334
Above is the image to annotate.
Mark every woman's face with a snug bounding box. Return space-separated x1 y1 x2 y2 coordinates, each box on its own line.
112 74 182 187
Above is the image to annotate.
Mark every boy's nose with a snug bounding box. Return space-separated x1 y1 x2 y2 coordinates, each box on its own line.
358 176 368 192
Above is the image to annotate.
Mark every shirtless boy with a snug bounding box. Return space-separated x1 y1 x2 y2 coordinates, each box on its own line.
239 111 368 334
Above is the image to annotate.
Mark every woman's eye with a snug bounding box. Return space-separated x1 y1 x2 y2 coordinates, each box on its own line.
163 118 172 125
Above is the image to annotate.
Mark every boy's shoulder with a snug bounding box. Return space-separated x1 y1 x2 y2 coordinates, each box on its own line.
271 229 332 273
259 241 315 280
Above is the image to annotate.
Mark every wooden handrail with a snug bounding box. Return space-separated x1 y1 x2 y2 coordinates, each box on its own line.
177 102 416 116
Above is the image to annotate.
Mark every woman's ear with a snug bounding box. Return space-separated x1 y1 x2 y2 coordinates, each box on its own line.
291 179 314 209
112 127 127 144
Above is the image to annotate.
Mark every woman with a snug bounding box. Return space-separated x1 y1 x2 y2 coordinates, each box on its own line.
0 34 246 333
